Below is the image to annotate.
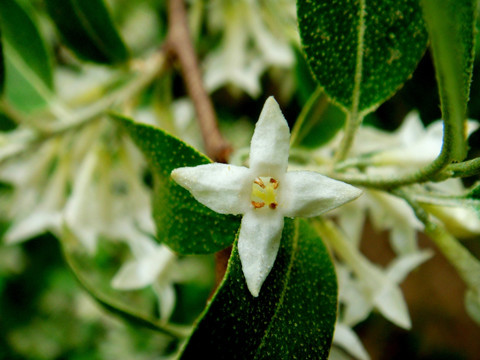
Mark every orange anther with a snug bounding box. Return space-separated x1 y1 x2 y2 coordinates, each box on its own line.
254 178 265 188
252 201 265 209
269 178 279 189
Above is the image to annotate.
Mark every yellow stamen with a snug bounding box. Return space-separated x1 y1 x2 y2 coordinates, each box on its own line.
251 177 279 210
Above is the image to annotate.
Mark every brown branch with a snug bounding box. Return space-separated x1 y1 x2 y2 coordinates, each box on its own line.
166 0 233 292
165 0 231 163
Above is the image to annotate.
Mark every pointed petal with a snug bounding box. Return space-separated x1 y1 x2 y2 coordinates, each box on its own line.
341 279 372 326
373 282 411 329
111 254 163 289
126 235 158 258
111 245 176 290
333 323 370 360
5 212 61 244
386 250 433 283
249 97 290 178
237 211 284 297
282 171 362 218
171 163 251 215
153 282 176 321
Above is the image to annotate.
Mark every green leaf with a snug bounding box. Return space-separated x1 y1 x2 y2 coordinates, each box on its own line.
0 29 4 95
112 114 240 254
291 88 345 149
420 0 476 162
60 227 188 338
468 183 480 200
297 0 428 115
45 0 129 64
180 219 337 359
0 0 55 112
293 46 317 105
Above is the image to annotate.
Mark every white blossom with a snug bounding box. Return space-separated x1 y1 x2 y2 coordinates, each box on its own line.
203 0 295 97
332 322 370 360
332 112 479 255
111 238 178 321
172 97 361 297
0 119 154 253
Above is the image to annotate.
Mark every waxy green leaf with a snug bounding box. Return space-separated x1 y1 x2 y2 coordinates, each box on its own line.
45 0 129 64
0 0 55 112
112 114 240 254
297 0 428 115
0 29 4 94
291 88 345 149
180 219 337 359
420 0 476 162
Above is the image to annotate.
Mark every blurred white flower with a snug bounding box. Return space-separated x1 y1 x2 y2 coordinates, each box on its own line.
332 322 370 360
203 0 296 97
420 178 480 238
321 218 432 330
111 238 178 321
0 119 154 253
111 235 213 322
334 112 479 171
0 136 68 243
331 113 479 255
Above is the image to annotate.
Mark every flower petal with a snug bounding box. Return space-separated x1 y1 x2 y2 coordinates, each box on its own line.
111 258 159 290
333 323 370 360
111 245 176 290
282 171 362 218
373 281 411 329
153 282 176 321
386 250 433 283
248 97 290 178
237 210 284 297
171 163 251 215
5 212 61 245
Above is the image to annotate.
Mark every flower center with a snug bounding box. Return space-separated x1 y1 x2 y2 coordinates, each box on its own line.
251 177 279 210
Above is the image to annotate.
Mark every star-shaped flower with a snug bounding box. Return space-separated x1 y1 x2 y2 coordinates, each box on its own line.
171 97 362 297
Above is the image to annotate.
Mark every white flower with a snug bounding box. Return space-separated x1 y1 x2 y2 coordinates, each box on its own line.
331 113 480 255
171 97 362 297
64 133 154 253
1 119 154 253
203 0 295 97
111 236 211 321
336 249 432 330
1 137 67 243
332 322 370 360
111 238 178 321
331 112 479 171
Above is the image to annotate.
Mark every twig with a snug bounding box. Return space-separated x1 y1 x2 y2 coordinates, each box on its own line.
165 0 231 163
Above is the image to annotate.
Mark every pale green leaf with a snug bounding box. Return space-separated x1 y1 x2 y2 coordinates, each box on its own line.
180 219 337 359
0 0 55 112
297 0 428 115
112 114 240 255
